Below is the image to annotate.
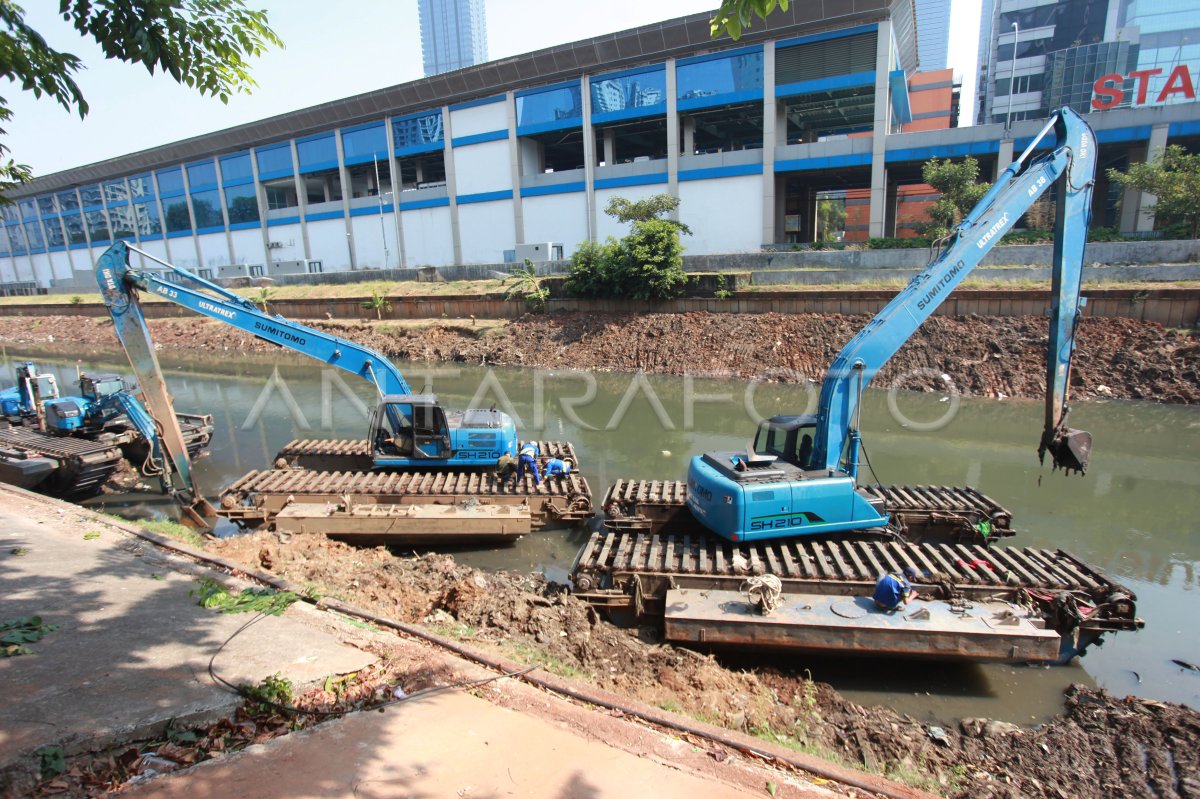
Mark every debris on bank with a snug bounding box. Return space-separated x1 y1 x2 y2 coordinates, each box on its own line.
209 531 1200 799
0 312 1196 405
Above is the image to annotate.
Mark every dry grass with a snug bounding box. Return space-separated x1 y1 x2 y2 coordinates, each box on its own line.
2 274 1197 307
0 277 513 306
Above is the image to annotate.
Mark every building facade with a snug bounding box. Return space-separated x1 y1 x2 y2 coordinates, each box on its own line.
419 0 488 77
1 2 1197 294
914 0 951 70
977 0 1200 125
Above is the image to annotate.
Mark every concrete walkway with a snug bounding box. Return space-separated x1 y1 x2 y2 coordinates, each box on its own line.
0 487 855 798
0 489 375 783
125 689 793 799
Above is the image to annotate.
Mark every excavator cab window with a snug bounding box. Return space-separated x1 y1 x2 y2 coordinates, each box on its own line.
753 421 787 458
753 419 817 469
372 400 450 460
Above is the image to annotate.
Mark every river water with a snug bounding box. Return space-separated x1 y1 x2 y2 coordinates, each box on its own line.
5 345 1199 726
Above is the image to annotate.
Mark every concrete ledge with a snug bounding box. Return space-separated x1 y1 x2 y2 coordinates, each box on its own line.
6 286 1198 327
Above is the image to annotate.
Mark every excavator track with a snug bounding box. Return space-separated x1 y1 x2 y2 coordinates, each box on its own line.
274 438 579 472
217 467 594 531
0 426 123 494
602 479 1013 544
570 530 1142 663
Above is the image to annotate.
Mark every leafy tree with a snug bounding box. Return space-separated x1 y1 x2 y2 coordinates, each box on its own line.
917 156 991 240
1108 145 1200 239
622 218 687 300
604 195 691 235
567 193 690 301
710 0 788 40
0 1 282 195
816 198 846 241
563 237 623 298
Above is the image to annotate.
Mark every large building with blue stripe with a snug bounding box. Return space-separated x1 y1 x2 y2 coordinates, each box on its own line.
1 1 1198 294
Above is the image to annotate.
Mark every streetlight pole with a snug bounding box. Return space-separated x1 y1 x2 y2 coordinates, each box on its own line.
1005 21 1019 132
373 154 390 269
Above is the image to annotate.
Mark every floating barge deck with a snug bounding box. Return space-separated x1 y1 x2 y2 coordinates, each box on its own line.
601 479 1014 544
273 438 579 473
218 467 593 536
570 530 1142 663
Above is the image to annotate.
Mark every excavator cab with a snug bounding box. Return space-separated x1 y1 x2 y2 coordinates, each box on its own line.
753 415 819 471
370 396 451 463
79 373 127 402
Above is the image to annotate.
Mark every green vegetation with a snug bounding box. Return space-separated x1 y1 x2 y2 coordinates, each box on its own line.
191 577 299 616
1108 145 1200 239
503 259 550 312
253 286 276 314
816 197 846 242
565 194 690 301
918 155 992 240
429 620 479 640
1 615 60 657
361 289 392 320
139 518 207 548
507 642 585 679
710 0 788 39
240 672 294 714
0 0 280 194
35 745 65 780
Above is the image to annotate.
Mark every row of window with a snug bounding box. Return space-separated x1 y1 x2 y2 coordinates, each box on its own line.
4 29 884 255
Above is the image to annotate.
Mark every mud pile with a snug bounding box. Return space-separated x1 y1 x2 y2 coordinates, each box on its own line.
1 312 1195 404
212 532 1200 798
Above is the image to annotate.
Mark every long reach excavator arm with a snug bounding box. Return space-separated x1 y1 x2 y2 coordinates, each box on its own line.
95 241 519 527
813 107 1096 478
687 107 1097 543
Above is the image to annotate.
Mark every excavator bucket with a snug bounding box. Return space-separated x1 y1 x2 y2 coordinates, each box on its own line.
178 495 219 531
1043 427 1092 475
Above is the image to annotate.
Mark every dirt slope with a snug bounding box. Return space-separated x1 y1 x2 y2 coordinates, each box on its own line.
1 312 1196 404
211 533 1200 799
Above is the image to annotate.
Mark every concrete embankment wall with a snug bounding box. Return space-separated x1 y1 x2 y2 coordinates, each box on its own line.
6 287 1198 327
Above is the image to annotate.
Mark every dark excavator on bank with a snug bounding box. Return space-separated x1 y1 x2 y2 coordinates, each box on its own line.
0 360 213 496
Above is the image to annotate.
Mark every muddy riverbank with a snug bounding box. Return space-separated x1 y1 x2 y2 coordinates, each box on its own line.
210 532 1200 798
0 311 1196 404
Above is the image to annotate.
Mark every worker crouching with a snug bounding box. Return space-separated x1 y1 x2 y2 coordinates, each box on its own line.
873 566 919 611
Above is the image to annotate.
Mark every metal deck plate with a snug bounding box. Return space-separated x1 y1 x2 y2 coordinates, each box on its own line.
274 501 532 544
663 589 1062 663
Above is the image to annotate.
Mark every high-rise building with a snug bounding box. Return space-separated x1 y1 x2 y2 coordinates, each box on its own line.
914 0 951 70
976 0 1200 124
419 0 488 77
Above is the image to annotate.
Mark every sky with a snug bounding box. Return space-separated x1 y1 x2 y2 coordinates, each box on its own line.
5 0 984 178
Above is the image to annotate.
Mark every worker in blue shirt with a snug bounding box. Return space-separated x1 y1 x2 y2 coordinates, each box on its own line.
873 567 919 611
542 457 573 482
515 442 541 483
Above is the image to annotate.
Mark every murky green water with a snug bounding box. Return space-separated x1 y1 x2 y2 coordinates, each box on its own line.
5 345 1198 725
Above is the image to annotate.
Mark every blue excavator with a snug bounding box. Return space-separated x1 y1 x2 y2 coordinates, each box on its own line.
95 241 522 525
0 361 213 495
687 107 1097 542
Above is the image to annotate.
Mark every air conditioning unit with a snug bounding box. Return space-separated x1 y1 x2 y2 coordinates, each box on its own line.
514 242 563 263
